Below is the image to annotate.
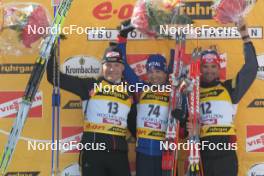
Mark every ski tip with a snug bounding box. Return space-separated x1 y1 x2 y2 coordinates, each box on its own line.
0 152 5 169
0 148 12 175
0 161 9 176
0 164 6 176
191 47 202 62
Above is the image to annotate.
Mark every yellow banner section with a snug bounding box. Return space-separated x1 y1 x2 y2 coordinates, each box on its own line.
0 0 264 175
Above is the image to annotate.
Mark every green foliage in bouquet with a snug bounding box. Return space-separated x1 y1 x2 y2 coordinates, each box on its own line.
145 1 192 37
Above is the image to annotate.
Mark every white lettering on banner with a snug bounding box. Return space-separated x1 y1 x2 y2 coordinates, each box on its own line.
0 91 42 118
246 133 264 152
87 27 263 40
196 27 262 39
62 56 102 78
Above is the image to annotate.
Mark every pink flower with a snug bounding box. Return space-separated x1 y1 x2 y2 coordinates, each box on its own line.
162 0 180 11
21 5 50 48
213 0 247 24
132 1 156 37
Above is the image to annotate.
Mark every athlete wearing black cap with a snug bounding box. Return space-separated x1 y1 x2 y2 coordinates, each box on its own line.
46 45 136 176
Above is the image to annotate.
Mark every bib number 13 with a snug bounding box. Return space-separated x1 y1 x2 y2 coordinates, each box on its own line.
107 102 118 114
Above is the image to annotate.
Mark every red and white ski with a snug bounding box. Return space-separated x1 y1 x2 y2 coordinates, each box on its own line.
162 32 187 176
185 48 203 176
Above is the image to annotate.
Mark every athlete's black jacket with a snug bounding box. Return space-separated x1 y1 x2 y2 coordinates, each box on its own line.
46 57 137 152
200 42 258 158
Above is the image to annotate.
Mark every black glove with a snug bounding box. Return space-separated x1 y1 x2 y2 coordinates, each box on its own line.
109 41 118 47
46 45 59 85
171 108 189 138
171 108 187 128
118 19 135 38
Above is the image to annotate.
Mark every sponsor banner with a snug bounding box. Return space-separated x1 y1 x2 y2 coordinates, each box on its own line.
0 91 42 118
92 1 214 21
61 163 81 176
61 55 101 78
63 100 82 109
246 125 264 152
0 64 34 74
92 1 134 20
257 54 264 80
87 27 263 41
248 99 264 108
59 52 225 93
4 171 40 176
61 126 83 153
177 1 214 20
247 163 264 176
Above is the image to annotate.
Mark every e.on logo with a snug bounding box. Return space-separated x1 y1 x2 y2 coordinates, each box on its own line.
93 1 134 20
92 1 215 21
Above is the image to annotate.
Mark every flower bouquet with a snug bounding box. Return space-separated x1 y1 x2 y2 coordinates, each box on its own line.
131 0 192 37
212 0 257 24
0 3 51 56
